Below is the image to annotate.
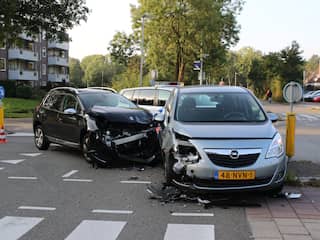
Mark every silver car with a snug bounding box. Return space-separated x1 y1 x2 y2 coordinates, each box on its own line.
156 86 287 193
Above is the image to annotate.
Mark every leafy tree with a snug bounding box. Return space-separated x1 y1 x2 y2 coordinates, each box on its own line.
305 54 320 80
69 58 84 87
0 0 89 42
131 0 243 83
108 32 137 66
81 55 115 87
279 41 305 86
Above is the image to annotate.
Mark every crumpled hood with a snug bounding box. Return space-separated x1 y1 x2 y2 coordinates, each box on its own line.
88 106 153 127
173 121 277 139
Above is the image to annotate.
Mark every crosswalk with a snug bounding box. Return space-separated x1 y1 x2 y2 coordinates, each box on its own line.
278 113 320 122
0 215 215 240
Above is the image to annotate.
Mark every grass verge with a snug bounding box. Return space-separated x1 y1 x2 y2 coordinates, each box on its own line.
2 98 40 118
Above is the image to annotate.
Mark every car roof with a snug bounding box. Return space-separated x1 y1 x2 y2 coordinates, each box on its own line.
177 86 248 94
49 87 115 95
120 86 177 93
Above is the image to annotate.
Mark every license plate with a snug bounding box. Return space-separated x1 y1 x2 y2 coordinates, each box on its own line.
215 170 256 180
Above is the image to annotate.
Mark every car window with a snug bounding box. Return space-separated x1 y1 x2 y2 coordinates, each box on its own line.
79 92 137 110
122 90 134 100
43 93 64 111
157 89 171 106
175 92 266 122
62 95 79 112
137 89 155 105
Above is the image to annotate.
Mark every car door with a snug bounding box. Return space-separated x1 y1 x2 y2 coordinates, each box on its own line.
57 94 83 145
41 93 64 139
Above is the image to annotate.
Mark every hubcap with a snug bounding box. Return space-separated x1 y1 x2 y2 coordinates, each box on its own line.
35 128 43 147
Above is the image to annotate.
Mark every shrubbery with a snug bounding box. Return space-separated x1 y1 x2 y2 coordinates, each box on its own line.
16 85 33 99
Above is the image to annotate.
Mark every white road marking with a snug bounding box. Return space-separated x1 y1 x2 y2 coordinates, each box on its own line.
63 178 93 182
299 114 319 121
92 209 133 214
0 159 25 164
120 180 151 184
164 224 215 240
0 216 43 240
62 170 79 178
8 176 37 180
8 132 34 137
20 153 42 157
0 167 4 170
18 206 56 211
171 212 214 217
65 220 126 240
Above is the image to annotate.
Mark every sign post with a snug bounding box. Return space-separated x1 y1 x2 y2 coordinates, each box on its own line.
0 86 6 143
282 81 303 158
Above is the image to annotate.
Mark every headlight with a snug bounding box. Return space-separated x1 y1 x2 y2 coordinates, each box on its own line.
266 133 284 158
173 143 200 164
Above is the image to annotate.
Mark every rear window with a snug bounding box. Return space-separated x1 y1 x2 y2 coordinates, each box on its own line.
157 89 171 106
175 92 266 122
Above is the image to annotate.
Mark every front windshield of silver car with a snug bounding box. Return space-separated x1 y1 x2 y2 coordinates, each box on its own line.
175 92 266 122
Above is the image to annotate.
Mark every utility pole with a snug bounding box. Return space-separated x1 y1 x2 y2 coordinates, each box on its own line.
199 51 203 85
234 72 237 86
139 15 145 87
101 71 104 87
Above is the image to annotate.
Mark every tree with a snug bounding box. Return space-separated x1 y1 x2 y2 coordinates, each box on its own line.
69 58 84 87
0 0 89 42
108 32 137 66
279 41 305 86
131 0 243 83
305 55 320 81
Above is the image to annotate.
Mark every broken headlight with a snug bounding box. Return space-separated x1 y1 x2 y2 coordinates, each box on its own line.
173 140 200 164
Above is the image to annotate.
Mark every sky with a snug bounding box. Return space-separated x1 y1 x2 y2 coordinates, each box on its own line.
69 0 320 60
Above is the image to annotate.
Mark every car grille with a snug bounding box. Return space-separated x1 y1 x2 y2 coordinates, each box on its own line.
206 153 260 168
194 177 272 188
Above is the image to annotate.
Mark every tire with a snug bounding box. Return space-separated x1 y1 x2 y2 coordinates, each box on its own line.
164 153 175 185
267 183 284 196
82 134 93 163
34 125 50 150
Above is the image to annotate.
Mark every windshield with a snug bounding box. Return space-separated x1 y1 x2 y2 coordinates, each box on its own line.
175 92 266 122
79 92 137 110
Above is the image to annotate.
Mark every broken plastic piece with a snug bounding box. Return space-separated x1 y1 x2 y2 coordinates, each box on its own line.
285 192 302 199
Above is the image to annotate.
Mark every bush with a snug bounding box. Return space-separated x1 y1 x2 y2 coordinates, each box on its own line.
16 85 33 99
31 88 48 100
0 80 16 97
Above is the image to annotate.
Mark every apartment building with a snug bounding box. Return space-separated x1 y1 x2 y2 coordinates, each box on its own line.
0 33 69 87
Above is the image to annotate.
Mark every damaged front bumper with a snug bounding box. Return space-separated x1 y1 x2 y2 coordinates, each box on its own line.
87 127 160 165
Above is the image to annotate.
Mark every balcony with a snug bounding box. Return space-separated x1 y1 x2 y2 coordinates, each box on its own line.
48 56 68 67
19 33 39 42
8 70 38 81
8 49 38 62
48 41 69 50
48 73 69 83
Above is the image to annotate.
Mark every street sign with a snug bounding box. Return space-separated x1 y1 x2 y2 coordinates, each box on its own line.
0 86 4 99
283 81 303 103
193 60 201 71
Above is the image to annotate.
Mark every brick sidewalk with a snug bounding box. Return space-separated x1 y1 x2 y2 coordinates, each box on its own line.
247 186 320 240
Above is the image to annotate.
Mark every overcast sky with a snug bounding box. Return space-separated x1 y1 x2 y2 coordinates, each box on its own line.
68 0 319 60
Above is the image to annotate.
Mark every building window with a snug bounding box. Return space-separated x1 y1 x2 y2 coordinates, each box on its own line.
0 58 6 71
42 47 46 57
42 64 46 75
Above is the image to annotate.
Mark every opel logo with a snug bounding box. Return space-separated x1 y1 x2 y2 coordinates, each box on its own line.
230 150 239 160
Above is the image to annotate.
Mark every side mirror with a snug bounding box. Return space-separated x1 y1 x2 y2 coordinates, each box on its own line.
267 112 278 123
154 112 165 122
64 108 77 115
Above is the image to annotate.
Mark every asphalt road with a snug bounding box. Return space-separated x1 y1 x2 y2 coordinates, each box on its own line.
0 137 252 240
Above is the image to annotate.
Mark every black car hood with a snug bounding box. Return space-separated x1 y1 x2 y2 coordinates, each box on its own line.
88 106 154 129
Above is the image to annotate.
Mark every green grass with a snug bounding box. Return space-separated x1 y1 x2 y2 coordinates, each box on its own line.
2 98 41 118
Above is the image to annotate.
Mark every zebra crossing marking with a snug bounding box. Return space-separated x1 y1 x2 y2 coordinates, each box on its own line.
171 212 214 217
65 220 126 240
8 176 38 180
0 216 43 240
62 170 79 178
63 178 92 182
0 159 25 164
164 223 215 240
120 180 151 184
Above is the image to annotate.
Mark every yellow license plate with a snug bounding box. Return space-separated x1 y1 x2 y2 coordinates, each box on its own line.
216 170 256 180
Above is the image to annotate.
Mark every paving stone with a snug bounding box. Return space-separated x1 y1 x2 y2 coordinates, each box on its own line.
249 220 282 238
278 225 309 235
303 223 320 240
283 235 312 240
274 218 302 226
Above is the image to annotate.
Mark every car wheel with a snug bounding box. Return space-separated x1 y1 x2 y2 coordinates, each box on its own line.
34 125 50 150
164 153 175 184
267 183 284 196
82 134 93 163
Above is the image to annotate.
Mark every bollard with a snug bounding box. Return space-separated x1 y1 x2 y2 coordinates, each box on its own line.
286 113 296 158
0 100 6 143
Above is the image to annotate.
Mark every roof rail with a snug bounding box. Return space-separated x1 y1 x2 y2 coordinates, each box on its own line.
50 87 79 94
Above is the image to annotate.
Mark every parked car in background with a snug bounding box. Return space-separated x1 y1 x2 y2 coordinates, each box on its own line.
156 86 286 194
304 90 320 102
119 86 177 115
33 87 160 166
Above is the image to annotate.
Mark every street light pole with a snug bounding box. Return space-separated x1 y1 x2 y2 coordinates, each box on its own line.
139 15 145 87
234 72 237 86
